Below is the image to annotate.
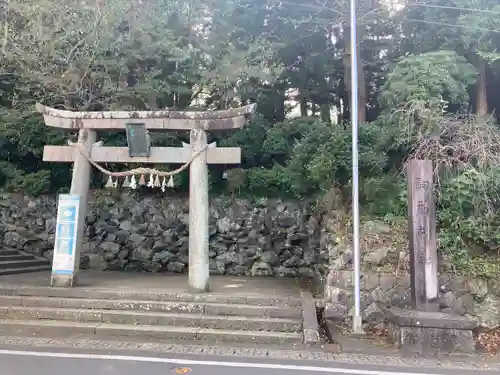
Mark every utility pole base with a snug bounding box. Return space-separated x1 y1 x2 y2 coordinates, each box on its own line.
351 315 365 337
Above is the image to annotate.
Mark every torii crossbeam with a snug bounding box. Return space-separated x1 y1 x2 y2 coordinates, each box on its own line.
38 103 256 291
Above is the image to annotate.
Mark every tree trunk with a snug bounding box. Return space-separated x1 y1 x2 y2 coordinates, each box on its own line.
1 0 9 56
320 104 331 123
476 57 488 118
311 103 318 116
1 19 8 56
299 95 308 117
357 62 367 123
275 90 286 122
343 25 366 123
338 75 349 125
147 92 159 110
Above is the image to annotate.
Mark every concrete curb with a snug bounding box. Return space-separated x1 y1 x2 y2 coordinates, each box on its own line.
300 290 320 344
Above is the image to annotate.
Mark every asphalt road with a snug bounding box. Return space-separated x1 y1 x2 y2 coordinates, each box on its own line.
0 349 498 375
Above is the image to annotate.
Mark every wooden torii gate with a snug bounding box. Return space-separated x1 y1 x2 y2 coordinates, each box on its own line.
37 103 256 292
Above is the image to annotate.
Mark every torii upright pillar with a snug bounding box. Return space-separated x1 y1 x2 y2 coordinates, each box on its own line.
53 128 97 287
37 103 256 291
187 129 209 291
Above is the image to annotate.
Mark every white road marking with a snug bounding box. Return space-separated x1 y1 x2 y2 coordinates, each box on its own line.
0 349 471 375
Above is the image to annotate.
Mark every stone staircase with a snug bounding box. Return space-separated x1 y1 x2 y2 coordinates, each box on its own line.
0 248 51 275
0 286 311 345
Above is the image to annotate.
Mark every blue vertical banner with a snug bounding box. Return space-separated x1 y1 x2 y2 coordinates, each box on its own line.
52 194 80 275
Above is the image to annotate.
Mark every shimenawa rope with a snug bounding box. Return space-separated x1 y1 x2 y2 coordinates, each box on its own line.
68 140 208 177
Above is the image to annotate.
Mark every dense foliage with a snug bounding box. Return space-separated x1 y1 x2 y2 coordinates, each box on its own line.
3 0 500 274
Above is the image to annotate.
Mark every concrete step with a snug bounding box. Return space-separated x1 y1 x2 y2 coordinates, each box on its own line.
0 254 36 262
0 259 48 269
0 249 21 256
0 296 302 319
0 265 51 276
0 286 302 307
2 306 301 332
0 319 303 344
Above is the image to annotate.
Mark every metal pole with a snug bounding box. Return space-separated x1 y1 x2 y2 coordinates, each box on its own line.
350 0 362 334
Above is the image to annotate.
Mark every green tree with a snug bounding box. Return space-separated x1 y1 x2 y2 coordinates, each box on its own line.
399 0 500 117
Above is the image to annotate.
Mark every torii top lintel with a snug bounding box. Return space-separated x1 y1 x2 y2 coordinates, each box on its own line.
35 103 257 131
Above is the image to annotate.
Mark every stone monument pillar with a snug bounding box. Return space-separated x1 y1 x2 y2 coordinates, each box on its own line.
385 160 476 356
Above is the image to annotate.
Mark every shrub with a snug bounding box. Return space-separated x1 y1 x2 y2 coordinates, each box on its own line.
219 115 271 168
360 174 407 217
0 161 51 196
438 167 500 259
246 165 293 197
286 122 388 196
262 117 322 165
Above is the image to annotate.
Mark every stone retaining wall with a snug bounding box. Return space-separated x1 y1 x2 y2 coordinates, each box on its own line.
319 216 500 329
324 270 500 329
2 191 500 328
0 192 328 278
